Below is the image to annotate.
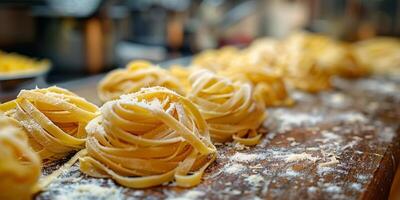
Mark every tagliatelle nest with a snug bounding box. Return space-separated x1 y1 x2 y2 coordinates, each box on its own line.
98 60 184 102
353 37 400 76
221 65 293 107
0 86 99 160
0 114 41 200
188 70 266 146
80 86 217 188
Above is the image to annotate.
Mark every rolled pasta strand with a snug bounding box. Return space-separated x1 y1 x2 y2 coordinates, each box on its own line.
0 86 99 160
98 60 184 102
188 70 266 146
0 113 41 200
80 86 217 188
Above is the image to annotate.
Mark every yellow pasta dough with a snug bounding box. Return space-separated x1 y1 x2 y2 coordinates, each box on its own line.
168 64 193 92
80 86 217 188
221 65 293 107
98 60 184 102
275 32 368 92
192 46 240 72
274 32 333 92
0 86 99 160
188 70 266 146
240 38 280 67
0 113 41 200
0 50 50 75
353 37 400 75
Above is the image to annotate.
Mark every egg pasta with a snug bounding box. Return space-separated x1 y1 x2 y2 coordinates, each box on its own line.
0 86 99 160
188 70 266 146
98 60 184 102
221 65 293 107
80 86 217 188
0 114 41 200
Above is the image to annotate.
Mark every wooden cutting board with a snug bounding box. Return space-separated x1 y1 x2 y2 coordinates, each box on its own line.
31 75 399 200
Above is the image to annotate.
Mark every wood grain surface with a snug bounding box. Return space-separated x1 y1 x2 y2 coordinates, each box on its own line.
21 75 400 200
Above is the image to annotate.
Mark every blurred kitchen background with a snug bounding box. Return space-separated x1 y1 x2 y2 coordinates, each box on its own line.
0 0 399 83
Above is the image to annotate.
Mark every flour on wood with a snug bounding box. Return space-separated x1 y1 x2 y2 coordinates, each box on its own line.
285 152 318 162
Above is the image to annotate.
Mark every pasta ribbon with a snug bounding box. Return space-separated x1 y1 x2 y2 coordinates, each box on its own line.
0 86 99 160
188 70 266 146
98 60 184 102
0 114 41 200
80 86 217 188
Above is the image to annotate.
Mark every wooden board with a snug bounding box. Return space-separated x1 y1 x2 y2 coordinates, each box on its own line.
28 75 400 200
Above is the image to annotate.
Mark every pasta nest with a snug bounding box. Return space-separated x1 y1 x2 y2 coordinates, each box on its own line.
80 86 217 188
192 46 239 72
168 64 193 93
221 65 293 107
0 114 41 200
353 37 400 75
0 86 99 160
275 32 334 92
188 70 266 146
98 60 184 102
240 38 280 67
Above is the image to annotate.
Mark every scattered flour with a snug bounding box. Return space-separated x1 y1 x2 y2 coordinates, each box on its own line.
341 139 360 150
357 79 399 96
53 184 121 200
350 183 362 191
306 147 320 151
324 185 342 193
308 186 318 193
285 152 319 162
333 111 368 123
245 175 264 187
291 91 314 102
167 190 205 200
356 174 370 181
378 127 395 142
321 131 342 142
284 168 300 177
265 109 322 131
318 156 340 167
322 92 351 108
317 166 334 175
230 152 265 162
224 163 246 174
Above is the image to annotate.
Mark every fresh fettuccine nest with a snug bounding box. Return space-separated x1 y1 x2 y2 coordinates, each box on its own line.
221 65 293 107
353 37 400 76
192 46 240 72
0 113 41 200
98 60 184 102
275 32 368 92
80 86 217 188
0 86 99 160
188 70 266 146
168 64 193 92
